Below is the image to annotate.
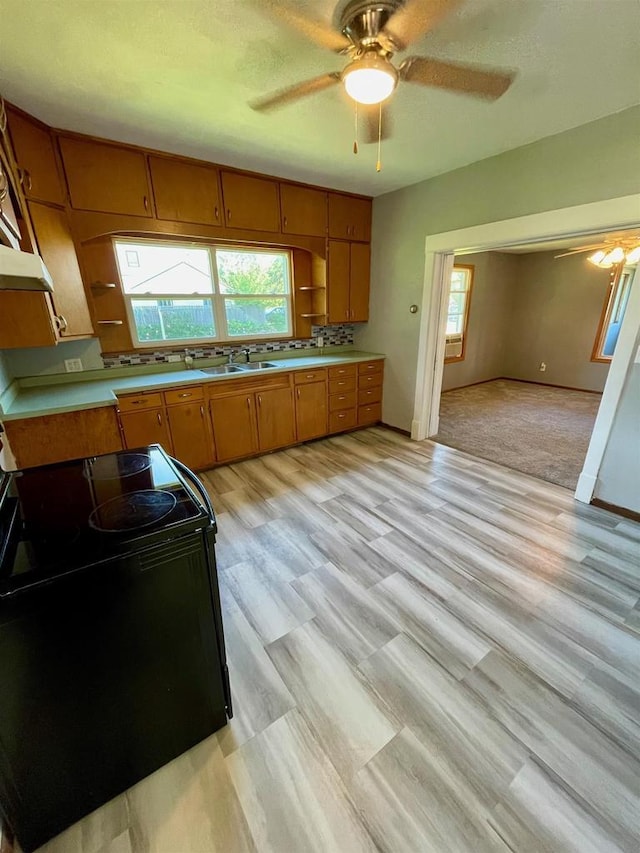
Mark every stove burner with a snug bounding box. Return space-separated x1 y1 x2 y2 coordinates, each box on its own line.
89 490 177 533
83 453 152 482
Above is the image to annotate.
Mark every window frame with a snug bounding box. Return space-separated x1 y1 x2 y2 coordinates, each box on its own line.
114 237 294 348
444 263 474 364
591 264 634 363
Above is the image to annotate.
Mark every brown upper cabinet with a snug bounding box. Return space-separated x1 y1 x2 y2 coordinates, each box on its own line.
6 108 66 205
280 184 327 237
221 171 280 232
59 136 152 217
28 202 94 337
328 193 372 242
327 240 371 324
149 155 222 227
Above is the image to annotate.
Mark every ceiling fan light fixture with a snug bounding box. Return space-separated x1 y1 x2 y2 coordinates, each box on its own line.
587 250 608 267
603 247 625 266
625 245 640 265
343 54 398 105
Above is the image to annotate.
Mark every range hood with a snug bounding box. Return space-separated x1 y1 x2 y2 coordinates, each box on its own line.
0 245 54 292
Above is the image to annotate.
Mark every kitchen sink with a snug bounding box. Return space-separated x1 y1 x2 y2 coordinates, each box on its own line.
236 362 278 371
199 365 245 376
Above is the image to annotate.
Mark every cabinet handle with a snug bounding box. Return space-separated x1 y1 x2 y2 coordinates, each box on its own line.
345 310 349 320
227 209 232 221
306 374 315 379
214 206 219 220
178 392 192 398
23 169 32 192
338 413 346 419
57 314 68 332
130 400 148 406
338 396 346 400
0 169 7 201
0 98 6 134
157 412 162 425
97 320 124 325
296 388 300 399
246 396 251 407
143 195 149 212
200 405 204 418
283 216 288 228
257 395 262 406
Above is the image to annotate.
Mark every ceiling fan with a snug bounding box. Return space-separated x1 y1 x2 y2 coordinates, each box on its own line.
555 235 640 269
251 0 517 143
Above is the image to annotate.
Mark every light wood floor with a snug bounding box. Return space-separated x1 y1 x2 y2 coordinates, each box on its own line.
34 428 640 853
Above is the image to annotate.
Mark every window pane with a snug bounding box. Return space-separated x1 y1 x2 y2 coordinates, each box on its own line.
447 314 463 335
116 242 213 295
450 270 468 290
224 297 289 337
217 250 289 295
448 292 465 314
131 298 215 342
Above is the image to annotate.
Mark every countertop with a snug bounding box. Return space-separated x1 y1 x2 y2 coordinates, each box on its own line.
0 350 385 422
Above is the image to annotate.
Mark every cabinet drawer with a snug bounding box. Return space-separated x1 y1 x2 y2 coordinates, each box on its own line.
329 376 356 395
329 408 357 433
329 391 357 412
164 386 204 406
358 403 382 425
117 393 163 412
358 372 383 389
294 368 328 385
358 386 382 405
358 360 383 375
328 364 357 380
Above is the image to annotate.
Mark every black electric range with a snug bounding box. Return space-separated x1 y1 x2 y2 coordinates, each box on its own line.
0 446 232 852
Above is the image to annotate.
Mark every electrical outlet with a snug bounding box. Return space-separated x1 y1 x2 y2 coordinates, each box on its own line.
539 362 547 372
167 354 182 363
317 336 324 348
64 358 83 373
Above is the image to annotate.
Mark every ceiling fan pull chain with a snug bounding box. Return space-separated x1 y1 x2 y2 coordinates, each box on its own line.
376 102 382 172
353 101 359 155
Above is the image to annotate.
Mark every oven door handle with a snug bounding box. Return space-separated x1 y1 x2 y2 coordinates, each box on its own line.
169 457 215 519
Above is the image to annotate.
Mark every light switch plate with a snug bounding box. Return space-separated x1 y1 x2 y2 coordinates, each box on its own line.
167 354 182 363
64 358 83 373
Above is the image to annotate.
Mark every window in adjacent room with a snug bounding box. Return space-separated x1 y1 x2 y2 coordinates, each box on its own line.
114 239 293 346
592 264 635 362
444 264 474 363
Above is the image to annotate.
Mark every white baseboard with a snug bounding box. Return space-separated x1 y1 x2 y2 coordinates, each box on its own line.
575 471 598 504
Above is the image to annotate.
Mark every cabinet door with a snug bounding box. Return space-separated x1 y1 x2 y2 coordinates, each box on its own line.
119 409 173 454
295 381 327 442
0 291 58 348
149 156 222 226
256 386 296 452
167 402 215 470
59 136 152 217
280 184 327 237
349 242 371 322
328 193 372 241
221 172 280 232
209 393 258 462
28 202 94 337
7 109 65 205
327 240 351 324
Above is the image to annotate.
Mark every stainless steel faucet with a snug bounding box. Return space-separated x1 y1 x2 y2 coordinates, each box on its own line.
227 350 236 365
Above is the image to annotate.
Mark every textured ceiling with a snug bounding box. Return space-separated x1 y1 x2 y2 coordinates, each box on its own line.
1 0 639 196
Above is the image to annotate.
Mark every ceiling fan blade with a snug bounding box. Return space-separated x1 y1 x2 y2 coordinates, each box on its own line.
257 0 352 53
400 56 515 99
361 103 394 144
250 72 341 112
554 245 607 258
382 0 464 51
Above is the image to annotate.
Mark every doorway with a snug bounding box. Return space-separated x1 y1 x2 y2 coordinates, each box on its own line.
412 194 640 501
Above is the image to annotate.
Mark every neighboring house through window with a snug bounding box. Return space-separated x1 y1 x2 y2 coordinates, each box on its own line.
445 264 474 363
592 264 635 362
114 239 293 346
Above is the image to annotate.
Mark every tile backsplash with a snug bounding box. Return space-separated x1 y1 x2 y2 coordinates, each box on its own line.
101 325 355 368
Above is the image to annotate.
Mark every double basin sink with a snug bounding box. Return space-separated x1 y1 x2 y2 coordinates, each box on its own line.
199 362 277 376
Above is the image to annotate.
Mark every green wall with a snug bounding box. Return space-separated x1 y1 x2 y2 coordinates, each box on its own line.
355 105 640 429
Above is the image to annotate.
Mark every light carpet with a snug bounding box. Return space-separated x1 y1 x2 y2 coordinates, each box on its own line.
434 379 602 490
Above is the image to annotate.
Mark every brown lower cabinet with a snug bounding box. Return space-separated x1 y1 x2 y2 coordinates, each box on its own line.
209 382 296 463
0 407 123 470
118 408 172 453
1 361 383 471
295 381 328 441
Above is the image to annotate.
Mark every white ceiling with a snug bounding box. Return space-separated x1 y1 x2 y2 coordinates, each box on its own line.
1 0 639 196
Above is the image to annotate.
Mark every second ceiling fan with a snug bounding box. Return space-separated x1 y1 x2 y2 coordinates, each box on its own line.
251 0 517 144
